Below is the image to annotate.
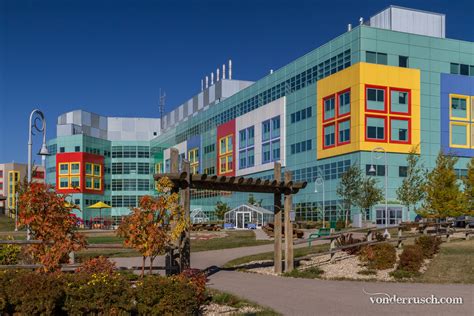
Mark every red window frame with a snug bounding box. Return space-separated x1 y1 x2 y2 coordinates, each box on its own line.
322 94 336 123
389 117 412 144
365 114 388 143
389 87 411 116
336 118 351 146
337 88 351 119
365 85 388 114
322 122 336 149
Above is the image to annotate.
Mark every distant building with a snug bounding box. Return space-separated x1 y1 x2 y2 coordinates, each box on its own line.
0 162 45 216
46 6 474 227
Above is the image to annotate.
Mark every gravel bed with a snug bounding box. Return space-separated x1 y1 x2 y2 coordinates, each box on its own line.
203 303 262 315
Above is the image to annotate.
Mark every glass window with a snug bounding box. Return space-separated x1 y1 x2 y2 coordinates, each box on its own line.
262 120 271 141
272 140 280 160
262 142 271 163
399 56 408 68
59 177 69 188
60 147 65 153
450 63 460 74
366 88 385 111
239 150 247 169
239 130 247 149
247 148 255 167
451 97 467 119
470 66 474 77
271 117 280 138
391 90 409 113
220 157 227 173
74 146 80 152
338 91 350 116
59 163 69 175
248 126 254 146
70 177 80 188
399 166 408 177
366 51 377 63
93 164 101 176
367 117 385 140
377 53 387 65
338 120 350 144
324 97 335 120
227 155 233 171
324 124 335 147
220 138 226 154
70 163 80 174
391 119 409 142
85 163 92 175
85 177 93 189
460 64 469 76
93 178 101 190
451 124 468 146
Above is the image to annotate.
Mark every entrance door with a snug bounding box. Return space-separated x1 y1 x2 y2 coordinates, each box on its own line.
236 212 252 229
376 207 403 226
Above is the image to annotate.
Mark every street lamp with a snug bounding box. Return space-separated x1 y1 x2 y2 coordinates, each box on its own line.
27 109 50 240
14 192 18 232
314 176 325 228
369 147 390 239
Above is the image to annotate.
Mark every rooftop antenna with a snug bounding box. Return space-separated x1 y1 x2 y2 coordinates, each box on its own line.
228 59 232 80
205 76 209 89
347 23 352 31
359 17 364 25
159 88 166 130
201 79 204 91
216 68 220 82
222 63 226 80
211 72 214 85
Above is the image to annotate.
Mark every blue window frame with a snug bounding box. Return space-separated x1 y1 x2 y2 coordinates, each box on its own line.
262 116 281 164
239 126 255 169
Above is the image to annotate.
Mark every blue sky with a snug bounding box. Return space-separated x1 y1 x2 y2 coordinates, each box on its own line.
1 0 473 163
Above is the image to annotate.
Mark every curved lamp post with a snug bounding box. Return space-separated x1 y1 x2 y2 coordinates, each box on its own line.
369 146 390 239
314 176 325 228
27 109 50 240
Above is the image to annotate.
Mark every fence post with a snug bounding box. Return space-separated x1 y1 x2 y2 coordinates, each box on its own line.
366 230 373 242
69 251 75 264
466 224 471 241
423 226 428 235
330 237 336 263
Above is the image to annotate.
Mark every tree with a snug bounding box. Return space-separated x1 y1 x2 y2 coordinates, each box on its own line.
214 201 230 220
463 157 474 216
117 177 187 276
337 164 363 227
18 182 86 272
354 176 384 220
396 145 426 221
421 151 465 219
247 194 262 207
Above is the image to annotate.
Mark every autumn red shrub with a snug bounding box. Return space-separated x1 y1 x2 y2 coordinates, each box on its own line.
75 256 116 275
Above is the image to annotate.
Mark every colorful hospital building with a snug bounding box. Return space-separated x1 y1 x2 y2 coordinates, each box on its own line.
45 6 474 227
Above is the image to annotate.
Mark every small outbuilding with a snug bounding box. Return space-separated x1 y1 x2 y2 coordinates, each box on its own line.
190 208 210 224
224 204 274 229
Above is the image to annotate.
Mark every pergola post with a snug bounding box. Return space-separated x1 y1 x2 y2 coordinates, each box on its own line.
180 160 191 270
284 170 294 272
166 148 180 275
273 162 282 274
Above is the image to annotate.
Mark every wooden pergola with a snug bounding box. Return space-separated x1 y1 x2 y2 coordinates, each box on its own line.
154 148 307 274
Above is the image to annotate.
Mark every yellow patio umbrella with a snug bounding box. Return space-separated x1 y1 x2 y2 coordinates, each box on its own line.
88 201 112 228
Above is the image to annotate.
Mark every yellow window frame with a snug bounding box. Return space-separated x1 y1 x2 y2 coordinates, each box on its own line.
155 162 163 174
59 163 70 175
93 164 101 177
93 177 101 190
59 176 70 189
70 176 81 189
449 121 470 148
449 94 470 121
219 135 233 155
219 155 233 174
85 163 93 176
7 171 19 208
85 176 94 189
70 162 81 175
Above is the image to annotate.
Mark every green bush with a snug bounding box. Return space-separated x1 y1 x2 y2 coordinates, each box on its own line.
415 235 442 259
359 243 396 270
6 271 66 315
0 270 207 315
63 272 134 314
135 273 207 315
0 239 21 265
398 244 424 272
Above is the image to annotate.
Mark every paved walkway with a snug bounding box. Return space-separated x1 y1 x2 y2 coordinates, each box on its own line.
113 241 473 315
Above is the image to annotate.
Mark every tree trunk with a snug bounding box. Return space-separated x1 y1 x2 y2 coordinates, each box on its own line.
141 256 145 277
149 256 154 275
407 205 411 222
345 204 350 228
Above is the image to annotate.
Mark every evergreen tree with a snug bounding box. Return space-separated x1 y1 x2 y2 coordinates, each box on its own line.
421 151 465 219
462 157 474 216
396 145 426 221
337 164 363 227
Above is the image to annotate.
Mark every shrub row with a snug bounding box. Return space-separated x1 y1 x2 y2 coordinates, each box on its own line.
415 235 442 259
0 269 207 315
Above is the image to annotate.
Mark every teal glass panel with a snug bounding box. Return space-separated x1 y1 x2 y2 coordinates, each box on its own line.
390 91 409 113
451 125 467 145
391 119 409 141
367 88 385 111
338 91 350 116
451 98 467 118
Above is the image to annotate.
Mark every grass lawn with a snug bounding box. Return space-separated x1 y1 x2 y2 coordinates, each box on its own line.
223 243 329 269
207 289 280 316
86 235 124 244
191 230 272 252
415 239 474 284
